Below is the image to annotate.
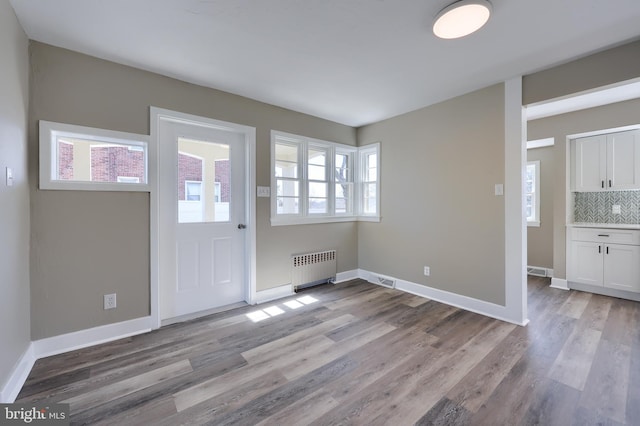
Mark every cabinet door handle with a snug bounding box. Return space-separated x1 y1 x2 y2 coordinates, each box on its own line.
599 245 602 254
609 179 612 187
606 246 609 255
601 180 605 188
597 234 610 237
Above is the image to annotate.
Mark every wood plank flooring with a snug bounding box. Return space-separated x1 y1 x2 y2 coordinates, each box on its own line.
16 277 640 425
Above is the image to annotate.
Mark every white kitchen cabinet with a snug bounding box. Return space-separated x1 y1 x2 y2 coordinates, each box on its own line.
604 243 640 292
567 227 640 293
572 130 640 191
569 240 604 286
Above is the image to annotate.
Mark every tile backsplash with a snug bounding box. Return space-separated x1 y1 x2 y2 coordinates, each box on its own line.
574 191 640 224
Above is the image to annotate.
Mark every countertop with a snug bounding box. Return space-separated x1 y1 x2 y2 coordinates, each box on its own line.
568 222 640 230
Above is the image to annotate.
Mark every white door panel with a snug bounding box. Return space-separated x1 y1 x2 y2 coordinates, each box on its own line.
159 120 246 320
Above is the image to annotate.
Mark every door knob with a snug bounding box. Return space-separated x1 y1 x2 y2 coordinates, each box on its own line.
237 224 247 229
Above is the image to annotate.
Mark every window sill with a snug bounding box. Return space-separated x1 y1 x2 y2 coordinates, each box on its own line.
527 221 540 227
270 215 381 226
40 181 151 192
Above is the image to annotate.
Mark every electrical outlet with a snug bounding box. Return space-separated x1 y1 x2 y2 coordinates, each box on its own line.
612 204 621 214
424 266 430 276
104 293 117 310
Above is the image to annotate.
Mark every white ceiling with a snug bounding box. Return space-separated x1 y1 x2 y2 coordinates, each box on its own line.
10 0 640 127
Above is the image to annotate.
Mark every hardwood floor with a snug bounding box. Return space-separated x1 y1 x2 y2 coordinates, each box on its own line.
16 277 640 425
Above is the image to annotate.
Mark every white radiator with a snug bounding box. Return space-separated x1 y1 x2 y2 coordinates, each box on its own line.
292 250 337 291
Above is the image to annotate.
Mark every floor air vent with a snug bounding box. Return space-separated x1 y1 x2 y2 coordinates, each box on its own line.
527 267 547 277
376 277 396 288
292 250 337 291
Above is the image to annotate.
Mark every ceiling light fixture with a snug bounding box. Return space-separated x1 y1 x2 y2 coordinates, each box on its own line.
433 0 492 39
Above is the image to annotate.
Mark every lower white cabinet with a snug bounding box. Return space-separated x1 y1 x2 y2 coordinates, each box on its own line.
604 243 640 292
568 227 640 293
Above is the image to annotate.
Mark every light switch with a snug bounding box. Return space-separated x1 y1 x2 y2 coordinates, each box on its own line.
257 186 270 197
494 184 503 196
612 205 621 214
6 167 13 187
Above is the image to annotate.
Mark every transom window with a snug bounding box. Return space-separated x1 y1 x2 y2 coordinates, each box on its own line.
271 130 380 225
39 120 149 191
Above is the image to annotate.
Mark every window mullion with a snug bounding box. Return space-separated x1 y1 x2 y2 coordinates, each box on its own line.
328 145 335 216
301 140 309 217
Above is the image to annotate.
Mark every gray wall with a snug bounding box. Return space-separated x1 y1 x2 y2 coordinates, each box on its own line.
0 0 31 392
524 39 640 280
526 146 554 269
29 42 357 339
523 39 640 105
528 98 640 279
357 84 506 305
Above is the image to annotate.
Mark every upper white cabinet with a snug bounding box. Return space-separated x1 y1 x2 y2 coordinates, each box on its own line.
572 130 640 191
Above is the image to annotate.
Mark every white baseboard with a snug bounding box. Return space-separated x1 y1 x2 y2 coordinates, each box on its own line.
1 317 152 403
0 343 36 403
359 269 529 326
254 284 294 305
334 269 360 283
32 316 152 359
550 277 569 290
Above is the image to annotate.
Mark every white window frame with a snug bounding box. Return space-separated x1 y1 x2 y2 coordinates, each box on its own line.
184 180 203 201
39 120 149 191
270 131 380 226
335 147 355 217
214 182 222 203
526 160 540 227
358 143 381 221
116 176 141 183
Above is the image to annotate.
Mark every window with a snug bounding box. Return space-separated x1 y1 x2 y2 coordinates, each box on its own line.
335 150 354 215
185 181 202 201
359 145 379 218
271 131 380 225
274 140 301 215
526 160 540 227
214 182 222 203
40 120 149 191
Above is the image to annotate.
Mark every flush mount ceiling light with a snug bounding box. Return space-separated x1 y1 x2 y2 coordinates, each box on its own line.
433 0 492 39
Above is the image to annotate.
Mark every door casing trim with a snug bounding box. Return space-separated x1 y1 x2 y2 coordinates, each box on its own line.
150 107 257 328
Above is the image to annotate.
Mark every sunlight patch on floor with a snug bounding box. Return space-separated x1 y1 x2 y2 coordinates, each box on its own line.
246 295 320 322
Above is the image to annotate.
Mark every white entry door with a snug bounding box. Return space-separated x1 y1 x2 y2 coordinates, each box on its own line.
159 119 247 321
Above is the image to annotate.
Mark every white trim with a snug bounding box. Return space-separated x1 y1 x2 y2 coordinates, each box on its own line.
270 132 380 226
566 123 640 141
504 77 529 325
527 138 555 149
358 269 528 326
568 281 640 301
550 277 569 290
525 78 640 121
0 344 36 403
358 142 381 219
39 120 150 192
161 302 247 327
334 269 360 283
271 215 357 226
254 284 295 304
150 107 257 321
32 316 152 359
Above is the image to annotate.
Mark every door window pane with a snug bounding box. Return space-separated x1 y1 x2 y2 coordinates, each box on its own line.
178 138 230 223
